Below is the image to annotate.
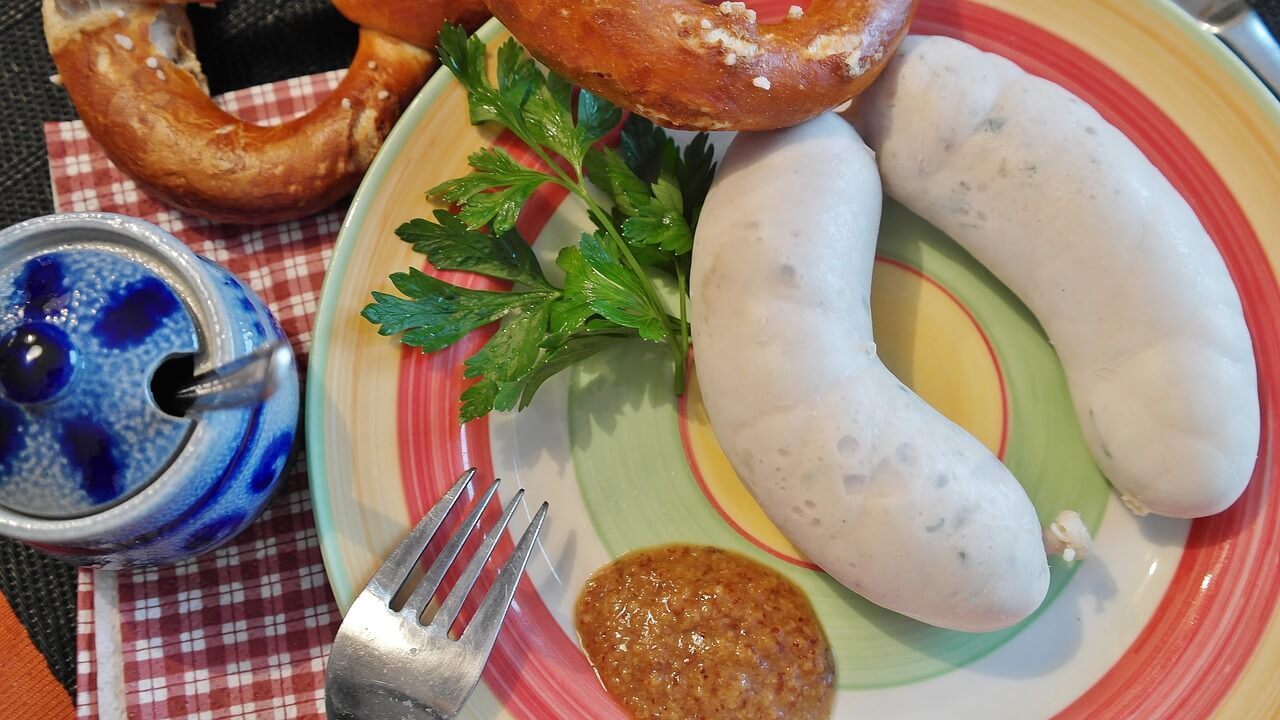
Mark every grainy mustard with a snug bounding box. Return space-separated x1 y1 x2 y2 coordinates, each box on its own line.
575 544 834 720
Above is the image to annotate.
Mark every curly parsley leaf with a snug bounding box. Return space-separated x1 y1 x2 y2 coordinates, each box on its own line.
438 25 507 126
548 279 594 335
677 132 717 226
396 210 554 290
586 148 693 254
495 37 540 110
619 115 678 185
546 72 574 111
621 176 692 254
584 147 650 216
362 268 553 352
577 90 622 148
459 300 553 422
604 115 718 229
439 26 616 173
428 147 554 234
368 28 711 422
560 234 670 343
512 333 621 411
522 86 618 168
522 89 582 166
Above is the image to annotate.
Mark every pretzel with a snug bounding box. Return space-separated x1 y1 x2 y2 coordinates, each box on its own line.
484 0 918 131
43 0 488 224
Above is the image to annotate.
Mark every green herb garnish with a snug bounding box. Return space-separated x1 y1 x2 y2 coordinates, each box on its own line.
362 25 716 423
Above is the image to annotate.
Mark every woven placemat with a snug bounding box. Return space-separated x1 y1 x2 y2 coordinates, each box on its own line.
1 0 1279 700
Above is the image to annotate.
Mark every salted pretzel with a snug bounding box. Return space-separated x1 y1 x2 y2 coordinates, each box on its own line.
43 0 488 224
485 0 917 131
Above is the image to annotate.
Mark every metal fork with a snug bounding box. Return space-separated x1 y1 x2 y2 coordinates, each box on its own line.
325 469 548 719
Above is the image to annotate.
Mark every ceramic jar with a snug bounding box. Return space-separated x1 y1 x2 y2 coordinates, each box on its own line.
0 213 298 567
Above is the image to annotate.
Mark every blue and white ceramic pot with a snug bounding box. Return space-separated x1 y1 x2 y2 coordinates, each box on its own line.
0 213 299 567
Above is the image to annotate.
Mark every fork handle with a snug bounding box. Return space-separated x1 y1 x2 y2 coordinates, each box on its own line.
1215 10 1280 97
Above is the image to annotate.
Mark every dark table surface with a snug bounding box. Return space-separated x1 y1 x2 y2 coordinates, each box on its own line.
1 0 1278 700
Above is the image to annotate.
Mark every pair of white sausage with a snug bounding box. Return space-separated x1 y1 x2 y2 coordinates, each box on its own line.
689 36 1259 631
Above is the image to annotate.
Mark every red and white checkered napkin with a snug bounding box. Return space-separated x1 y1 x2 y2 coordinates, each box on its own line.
46 71 352 719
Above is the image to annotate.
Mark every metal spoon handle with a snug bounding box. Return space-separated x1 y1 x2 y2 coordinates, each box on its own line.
1217 10 1280 97
172 340 294 412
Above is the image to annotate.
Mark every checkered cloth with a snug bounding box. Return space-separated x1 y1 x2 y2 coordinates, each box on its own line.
46 71 352 719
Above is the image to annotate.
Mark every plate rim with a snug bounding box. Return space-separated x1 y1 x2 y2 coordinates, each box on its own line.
305 18 508 602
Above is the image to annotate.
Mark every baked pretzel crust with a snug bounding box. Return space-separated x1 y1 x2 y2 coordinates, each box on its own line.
44 0 487 223
485 0 917 131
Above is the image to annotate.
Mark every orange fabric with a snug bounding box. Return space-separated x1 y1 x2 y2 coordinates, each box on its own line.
0 591 73 719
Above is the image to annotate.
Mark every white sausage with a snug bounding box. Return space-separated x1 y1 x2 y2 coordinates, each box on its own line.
850 36 1259 518
690 114 1050 632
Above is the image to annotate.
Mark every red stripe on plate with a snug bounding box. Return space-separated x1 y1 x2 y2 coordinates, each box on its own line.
397 133 628 718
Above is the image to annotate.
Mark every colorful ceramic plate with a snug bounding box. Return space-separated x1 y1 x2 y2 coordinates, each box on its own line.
308 1 1280 717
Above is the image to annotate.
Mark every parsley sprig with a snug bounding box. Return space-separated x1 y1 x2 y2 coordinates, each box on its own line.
362 25 716 423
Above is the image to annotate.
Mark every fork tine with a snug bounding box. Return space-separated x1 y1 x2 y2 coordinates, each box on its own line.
461 501 548 653
365 468 475 601
400 479 502 619
430 489 527 633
